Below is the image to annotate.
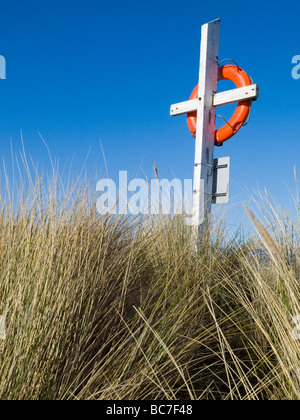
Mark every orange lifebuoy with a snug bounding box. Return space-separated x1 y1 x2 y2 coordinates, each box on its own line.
187 65 252 145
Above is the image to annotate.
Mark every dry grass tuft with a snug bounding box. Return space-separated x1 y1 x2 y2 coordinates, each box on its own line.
0 167 300 400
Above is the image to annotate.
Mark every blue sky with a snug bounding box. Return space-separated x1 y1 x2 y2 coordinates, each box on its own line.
0 0 300 229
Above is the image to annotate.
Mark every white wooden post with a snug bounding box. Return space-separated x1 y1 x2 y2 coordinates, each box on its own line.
170 18 259 246
192 19 220 232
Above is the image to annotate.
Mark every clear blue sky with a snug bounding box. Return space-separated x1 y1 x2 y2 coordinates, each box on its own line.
0 0 299 228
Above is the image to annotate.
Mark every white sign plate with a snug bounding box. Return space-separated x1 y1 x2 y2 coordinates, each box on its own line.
212 157 230 204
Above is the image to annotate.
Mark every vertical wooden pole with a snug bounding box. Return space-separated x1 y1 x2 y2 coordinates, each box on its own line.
192 19 220 243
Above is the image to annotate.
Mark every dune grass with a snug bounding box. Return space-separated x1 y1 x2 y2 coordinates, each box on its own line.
0 168 299 400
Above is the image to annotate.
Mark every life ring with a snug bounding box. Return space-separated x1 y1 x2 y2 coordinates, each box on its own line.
187 65 252 145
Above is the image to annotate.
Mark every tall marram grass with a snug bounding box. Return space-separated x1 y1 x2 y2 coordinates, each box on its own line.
0 169 300 399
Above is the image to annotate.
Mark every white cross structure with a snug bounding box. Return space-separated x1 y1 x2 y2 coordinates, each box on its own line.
170 19 259 233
